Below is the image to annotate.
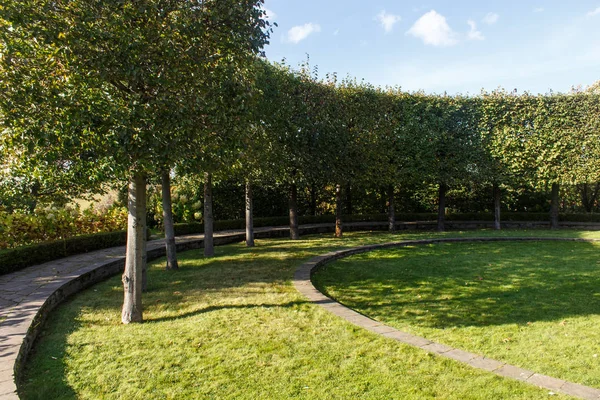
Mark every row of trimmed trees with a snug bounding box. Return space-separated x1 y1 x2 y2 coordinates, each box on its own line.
253 69 600 236
1 0 272 323
3 2 600 324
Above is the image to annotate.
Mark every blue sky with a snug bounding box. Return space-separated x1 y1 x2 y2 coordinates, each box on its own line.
261 1 600 94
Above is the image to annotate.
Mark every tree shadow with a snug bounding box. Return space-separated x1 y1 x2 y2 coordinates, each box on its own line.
18 300 81 400
145 300 308 323
316 240 600 328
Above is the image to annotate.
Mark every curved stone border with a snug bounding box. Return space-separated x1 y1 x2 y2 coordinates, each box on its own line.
0 224 299 399
0 221 416 399
293 237 600 400
2 228 600 399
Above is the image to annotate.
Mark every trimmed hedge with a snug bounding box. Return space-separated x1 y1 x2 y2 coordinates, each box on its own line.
172 213 484 235
6 212 600 276
0 229 150 276
173 212 600 236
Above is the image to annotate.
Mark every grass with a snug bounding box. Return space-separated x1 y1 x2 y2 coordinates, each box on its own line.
20 229 599 400
313 239 600 390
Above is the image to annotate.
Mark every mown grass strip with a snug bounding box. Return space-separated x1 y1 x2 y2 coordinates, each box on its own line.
21 230 594 399
314 239 600 389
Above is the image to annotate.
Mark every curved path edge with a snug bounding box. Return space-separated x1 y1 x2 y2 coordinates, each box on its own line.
0 223 309 399
0 221 416 398
293 237 600 400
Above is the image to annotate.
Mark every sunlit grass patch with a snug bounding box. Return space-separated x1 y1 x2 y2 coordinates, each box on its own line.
20 230 597 399
314 240 600 389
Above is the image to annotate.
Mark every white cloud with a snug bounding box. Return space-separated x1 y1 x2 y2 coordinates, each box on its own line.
284 23 321 44
482 12 499 25
407 10 458 47
467 20 484 41
376 10 402 33
533 7 545 13
587 7 600 17
333 29 340 36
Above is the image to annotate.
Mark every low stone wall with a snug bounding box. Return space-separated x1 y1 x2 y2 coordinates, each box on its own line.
2 224 309 399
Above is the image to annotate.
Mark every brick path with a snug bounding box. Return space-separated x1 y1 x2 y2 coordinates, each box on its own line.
2 228 600 399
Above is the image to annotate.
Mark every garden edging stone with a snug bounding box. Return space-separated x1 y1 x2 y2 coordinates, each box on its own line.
294 237 600 400
2 224 600 399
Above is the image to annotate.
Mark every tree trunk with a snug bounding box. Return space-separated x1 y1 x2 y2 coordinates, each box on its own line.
122 172 146 324
387 184 396 232
579 183 600 213
335 183 343 238
161 170 178 270
550 183 560 230
245 180 254 247
580 183 591 213
28 181 40 214
289 182 300 240
345 182 353 215
141 181 148 292
310 182 317 216
204 172 214 256
437 183 447 232
493 183 501 231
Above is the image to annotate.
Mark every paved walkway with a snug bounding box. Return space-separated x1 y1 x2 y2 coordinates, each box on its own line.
0 223 313 399
0 227 255 399
1 227 600 399
293 237 600 400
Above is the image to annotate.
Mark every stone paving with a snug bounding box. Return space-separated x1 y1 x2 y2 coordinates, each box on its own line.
1 227 600 399
0 242 129 399
0 223 311 399
293 237 600 400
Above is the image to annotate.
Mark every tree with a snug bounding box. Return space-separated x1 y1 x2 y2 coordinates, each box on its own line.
419 95 483 231
368 89 436 232
257 62 315 240
1 0 271 323
483 91 600 229
161 169 178 270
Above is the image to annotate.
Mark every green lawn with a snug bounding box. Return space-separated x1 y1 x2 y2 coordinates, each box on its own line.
313 239 600 390
20 229 597 399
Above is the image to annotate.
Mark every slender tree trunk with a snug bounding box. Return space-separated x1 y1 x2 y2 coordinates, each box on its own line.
141 182 148 292
335 184 343 238
493 183 501 231
245 180 254 247
591 183 600 212
387 184 396 232
204 172 214 256
122 172 146 324
579 183 600 213
345 182 353 215
580 183 591 213
550 183 560 230
310 182 317 216
161 170 178 270
289 182 300 240
28 181 40 214
437 182 447 232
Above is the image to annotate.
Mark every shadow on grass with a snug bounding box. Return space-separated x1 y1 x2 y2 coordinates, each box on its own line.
19 231 600 399
19 298 81 400
314 240 600 328
145 300 308 323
